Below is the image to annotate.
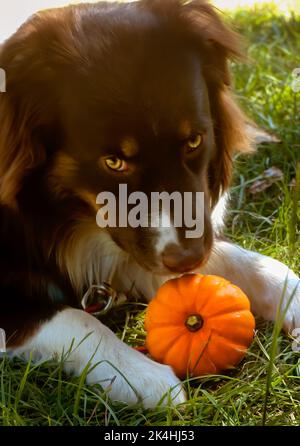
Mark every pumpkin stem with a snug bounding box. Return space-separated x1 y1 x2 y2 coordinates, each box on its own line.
185 314 203 332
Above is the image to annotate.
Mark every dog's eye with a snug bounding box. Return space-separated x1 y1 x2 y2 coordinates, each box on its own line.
186 134 203 153
105 156 128 172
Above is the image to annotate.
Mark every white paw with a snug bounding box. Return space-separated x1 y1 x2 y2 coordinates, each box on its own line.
282 277 300 333
11 309 186 409
93 347 186 408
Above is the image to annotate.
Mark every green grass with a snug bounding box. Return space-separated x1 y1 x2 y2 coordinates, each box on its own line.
1 4 299 426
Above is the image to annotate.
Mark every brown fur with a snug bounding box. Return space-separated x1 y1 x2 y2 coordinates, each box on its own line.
0 0 253 323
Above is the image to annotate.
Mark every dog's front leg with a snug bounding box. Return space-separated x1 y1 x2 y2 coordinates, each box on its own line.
201 240 300 332
8 308 185 408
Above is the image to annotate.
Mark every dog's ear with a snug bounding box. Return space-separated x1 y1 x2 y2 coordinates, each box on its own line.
0 25 45 208
142 0 253 204
0 91 47 208
179 0 253 204
181 0 243 86
142 0 242 85
0 12 66 208
207 89 253 205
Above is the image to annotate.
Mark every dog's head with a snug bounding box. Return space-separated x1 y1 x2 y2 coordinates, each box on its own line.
0 0 251 277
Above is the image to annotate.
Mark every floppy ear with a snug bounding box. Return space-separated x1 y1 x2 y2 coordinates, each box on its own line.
0 92 47 208
0 11 67 208
207 89 253 205
142 0 253 204
0 23 47 208
179 0 254 204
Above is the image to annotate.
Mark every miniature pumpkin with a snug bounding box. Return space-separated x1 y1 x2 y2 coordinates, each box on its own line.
145 274 255 378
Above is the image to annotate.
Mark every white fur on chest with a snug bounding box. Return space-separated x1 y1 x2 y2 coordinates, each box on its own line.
60 193 228 301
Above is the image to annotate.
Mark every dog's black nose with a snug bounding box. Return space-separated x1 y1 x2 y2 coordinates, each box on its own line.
162 244 203 273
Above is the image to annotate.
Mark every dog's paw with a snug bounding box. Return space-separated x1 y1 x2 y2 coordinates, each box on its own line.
130 361 186 408
99 349 186 408
281 277 300 334
11 308 185 409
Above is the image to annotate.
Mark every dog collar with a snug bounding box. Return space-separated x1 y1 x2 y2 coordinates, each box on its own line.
81 283 148 355
81 283 127 317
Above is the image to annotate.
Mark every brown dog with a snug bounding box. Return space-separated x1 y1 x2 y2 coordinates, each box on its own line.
0 0 299 407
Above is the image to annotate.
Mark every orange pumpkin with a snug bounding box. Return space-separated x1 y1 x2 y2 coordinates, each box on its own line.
145 274 255 378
